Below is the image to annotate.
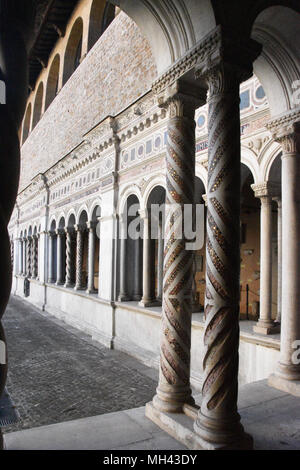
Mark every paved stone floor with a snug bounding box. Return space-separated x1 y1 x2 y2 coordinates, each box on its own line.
2 296 157 434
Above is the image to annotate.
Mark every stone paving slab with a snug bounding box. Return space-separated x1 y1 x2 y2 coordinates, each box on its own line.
2 296 157 433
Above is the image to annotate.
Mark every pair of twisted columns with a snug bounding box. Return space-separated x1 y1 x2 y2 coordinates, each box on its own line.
269 118 300 395
150 48 259 447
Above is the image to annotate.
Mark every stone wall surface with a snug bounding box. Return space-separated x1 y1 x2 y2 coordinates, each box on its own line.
20 12 157 191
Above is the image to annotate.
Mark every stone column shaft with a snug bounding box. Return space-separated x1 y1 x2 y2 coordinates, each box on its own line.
269 120 300 394
132 237 142 301
274 198 282 323
252 186 279 335
27 236 32 278
48 232 55 283
32 235 38 279
56 229 64 285
74 224 85 291
87 222 96 294
118 216 130 301
194 59 255 449
65 228 75 288
22 238 26 276
157 218 164 302
139 213 156 307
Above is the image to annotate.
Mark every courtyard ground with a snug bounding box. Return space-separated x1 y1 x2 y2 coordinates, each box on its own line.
2 295 158 433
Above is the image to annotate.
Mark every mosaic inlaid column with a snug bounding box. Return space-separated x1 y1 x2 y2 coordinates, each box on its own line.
269 119 300 394
74 224 85 291
87 221 97 294
273 197 282 324
56 229 64 285
252 184 279 335
118 215 130 301
27 236 32 278
152 87 197 413
48 231 55 283
194 63 252 449
65 227 75 288
139 210 156 307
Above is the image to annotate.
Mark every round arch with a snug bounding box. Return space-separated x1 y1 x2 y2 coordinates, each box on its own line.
241 146 260 184
22 103 32 144
45 54 60 110
88 0 116 52
118 185 142 215
32 82 44 129
63 17 84 85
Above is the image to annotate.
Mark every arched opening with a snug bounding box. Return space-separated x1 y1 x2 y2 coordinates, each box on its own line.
32 82 44 130
45 55 60 110
145 186 166 306
118 194 142 301
22 103 32 144
63 18 83 85
88 0 116 52
90 205 101 294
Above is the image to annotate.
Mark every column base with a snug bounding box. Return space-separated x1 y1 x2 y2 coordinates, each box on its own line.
253 321 280 335
145 402 253 450
74 286 85 291
269 374 300 397
64 282 75 289
118 295 131 302
86 288 97 294
139 299 160 308
55 281 64 286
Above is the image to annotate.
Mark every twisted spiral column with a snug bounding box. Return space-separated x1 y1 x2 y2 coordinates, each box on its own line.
153 91 196 413
75 224 85 291
65 227 75 288
56 229 65 285
194 64 252 448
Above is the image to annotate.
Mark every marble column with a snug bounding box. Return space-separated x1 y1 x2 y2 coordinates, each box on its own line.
64 227 75 288
273 197 282 324
193 60 255 449
139 211 156 307
32 235 38 279
17 238 22 275
56 229 64 285
27 236 32 278
22 238 26 276
48 231 55 283
132 238 142 301
156 217 164 303
269 117 300 396
151 82 202 414
74 224 85 291
252 184 279 335
118 215 130 301
87 221 97 294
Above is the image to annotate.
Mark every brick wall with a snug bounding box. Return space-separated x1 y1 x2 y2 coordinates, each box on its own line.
20 12 157 191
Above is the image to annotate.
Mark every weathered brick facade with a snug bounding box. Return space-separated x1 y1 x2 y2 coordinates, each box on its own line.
20 11 157 191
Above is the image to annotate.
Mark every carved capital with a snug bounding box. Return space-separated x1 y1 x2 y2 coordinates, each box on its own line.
74 224 86 233
266 110 300 155
55 228 65 237
157 80 206 119
195 26 261 98
87 221 97 231
251 182 280 199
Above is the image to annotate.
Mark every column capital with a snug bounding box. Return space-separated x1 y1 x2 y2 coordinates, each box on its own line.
272 196 282 208
251 182 280 199
55 228 65 237
157 80 206 119
87 221 97 231
65 226 75 235
266 110 300 154
74 224 86 233
195 26 262 97
47 230 55 238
